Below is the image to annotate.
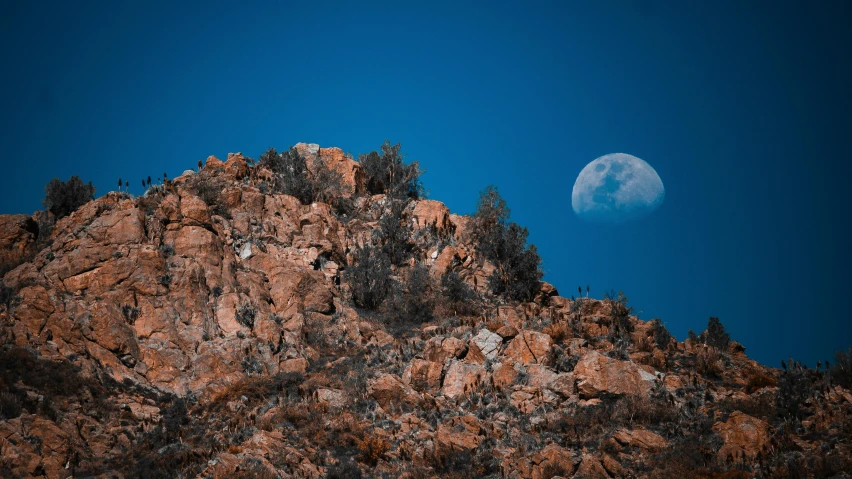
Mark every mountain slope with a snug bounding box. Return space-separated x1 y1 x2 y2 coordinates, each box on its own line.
0 144 850 478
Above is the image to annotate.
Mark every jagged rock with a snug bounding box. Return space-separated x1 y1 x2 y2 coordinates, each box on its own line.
436 414 483 452
403 359 443 392
573 350 657 398
0 141 845 479
496 325 519 339
471 328 502 360
504 330 552 365
412 199 451 233
369 373 423 409
442 360 484 398
613 428 669 452
713 411 771 462
573 453 610 478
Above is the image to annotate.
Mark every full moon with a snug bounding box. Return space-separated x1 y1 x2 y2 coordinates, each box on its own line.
571 153 665 223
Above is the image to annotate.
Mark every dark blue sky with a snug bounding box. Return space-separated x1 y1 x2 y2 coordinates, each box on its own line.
2 1 850 366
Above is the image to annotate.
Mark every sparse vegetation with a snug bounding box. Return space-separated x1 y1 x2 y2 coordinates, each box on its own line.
649 318 672 351
345 243 393 309
470 185 543 302
43 175 95 219
358 141 424 199
385 263 435 330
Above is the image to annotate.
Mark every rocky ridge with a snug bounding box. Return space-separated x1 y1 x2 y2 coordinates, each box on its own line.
0 143 850 478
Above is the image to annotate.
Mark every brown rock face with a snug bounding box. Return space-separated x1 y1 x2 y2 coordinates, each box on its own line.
436 414 483 452
573 350 657 398
573 453 610 478
412 200 451 233
293 143 365 197
368 374 423 409
613 428 669 452
403 359 443 392
713 411 771 462
1 142 846 479
442 360 484 398
0 214 38 274
504 330 552 365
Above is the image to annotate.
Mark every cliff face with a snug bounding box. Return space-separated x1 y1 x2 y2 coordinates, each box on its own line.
0 144 850 478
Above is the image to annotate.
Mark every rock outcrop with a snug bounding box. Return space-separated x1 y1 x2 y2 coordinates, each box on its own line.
0 142 848 478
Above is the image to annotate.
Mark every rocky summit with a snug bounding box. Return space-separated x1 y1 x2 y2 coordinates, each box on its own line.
0 143 850 478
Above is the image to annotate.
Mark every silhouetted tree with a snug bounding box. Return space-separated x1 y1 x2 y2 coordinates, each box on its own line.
345 243 393 310
359 141 424 199
705 316 730 350
470 185 542 302
43 176 95 219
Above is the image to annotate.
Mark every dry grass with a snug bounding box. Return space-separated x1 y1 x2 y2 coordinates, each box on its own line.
544 321 572 344
697 347 724 377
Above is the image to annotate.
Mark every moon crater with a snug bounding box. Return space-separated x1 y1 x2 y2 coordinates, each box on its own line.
572 153 665 223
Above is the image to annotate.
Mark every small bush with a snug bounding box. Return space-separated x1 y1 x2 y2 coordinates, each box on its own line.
236 303 256 328
43 176 95 219
0 281 18 312
697 346 724 377
777 358 818 421
649 318 672 351
745 368 777 394
310 156 344 204
385 263 435 328
378 198 413 266
326 458 363 479
194 176 230 218
829 347 852 389
121 305 139 325
705 317 730 350
606 292 634 359
0 391 22 419
357 436 390 467
261 147 313 204
439 271 479 316
346 243 393 309
359 141 424 199
240 356 263 376
260 146 345 205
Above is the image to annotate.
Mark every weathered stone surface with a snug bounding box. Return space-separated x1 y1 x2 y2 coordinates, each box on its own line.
471 328 502 360
412 200 451 233
180 194 211 226
573 350 657 398
504 330 552 365
404 359 444 392
369 374 423 409
573 453 610 478
436 415 483 451
713 411 771 462
613 428 669 452
442 360 484 398
423 336 468 363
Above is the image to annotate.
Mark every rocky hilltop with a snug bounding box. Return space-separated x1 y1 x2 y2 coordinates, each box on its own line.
0 143 850 478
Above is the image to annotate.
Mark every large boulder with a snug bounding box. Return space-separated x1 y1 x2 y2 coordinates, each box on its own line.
412 200 451 233
471 328 502 360
504 330 552 365
442 360 485 399
294 143 365 197
573 350 657 398
403 359 444 393
713 411 771 462
613 428 669 453
368 374 423 409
